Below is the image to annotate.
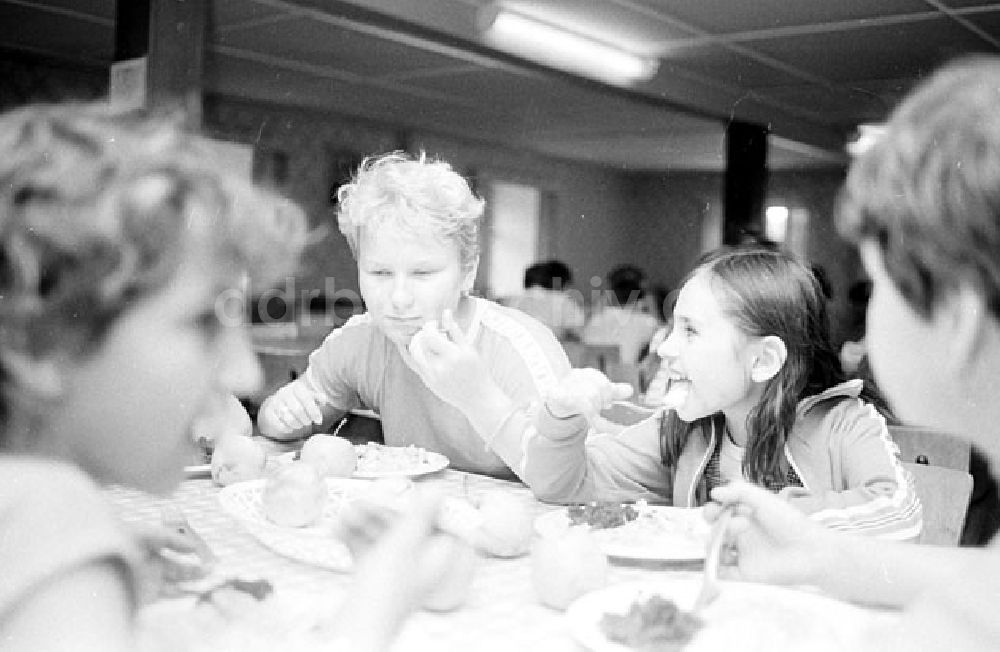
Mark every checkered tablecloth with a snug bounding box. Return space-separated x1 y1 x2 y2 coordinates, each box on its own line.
107 469 700 651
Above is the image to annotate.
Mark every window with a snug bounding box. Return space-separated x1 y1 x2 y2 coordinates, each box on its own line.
765 204 809 257
486 181 542 299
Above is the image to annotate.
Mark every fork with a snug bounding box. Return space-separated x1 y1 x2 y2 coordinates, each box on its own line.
691 503 735 613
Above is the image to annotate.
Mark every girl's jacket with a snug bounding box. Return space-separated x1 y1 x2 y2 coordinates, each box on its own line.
520 380 922 540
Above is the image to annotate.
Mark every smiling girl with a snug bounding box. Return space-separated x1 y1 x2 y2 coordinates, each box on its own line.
257 152 570 479
523 247 921 539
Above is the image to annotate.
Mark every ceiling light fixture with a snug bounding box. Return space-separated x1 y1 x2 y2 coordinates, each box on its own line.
478 5 659 87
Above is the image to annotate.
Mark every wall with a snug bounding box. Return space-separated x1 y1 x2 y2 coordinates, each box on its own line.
768 168 860 346
2 54 857 336
625 171 724 293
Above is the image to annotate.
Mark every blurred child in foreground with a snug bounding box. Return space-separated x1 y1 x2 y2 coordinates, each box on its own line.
0 102 459 651
705 56 1000 650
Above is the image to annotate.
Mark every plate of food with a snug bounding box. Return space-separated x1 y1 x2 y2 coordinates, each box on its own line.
566 579 898 652
352 442 449 478
534 502 709 562
218 477 371 571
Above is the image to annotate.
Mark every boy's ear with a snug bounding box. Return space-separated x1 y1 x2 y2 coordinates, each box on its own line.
751 335 787 383
944 282 989 375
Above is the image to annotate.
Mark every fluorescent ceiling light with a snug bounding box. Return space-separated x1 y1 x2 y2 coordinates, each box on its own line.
479 6 659 86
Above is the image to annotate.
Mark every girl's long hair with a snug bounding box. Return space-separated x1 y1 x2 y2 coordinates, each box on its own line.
660 247 850 488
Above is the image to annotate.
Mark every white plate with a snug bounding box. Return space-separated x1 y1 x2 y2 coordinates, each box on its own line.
566 579 898 652
218 478 371 571
352 443 449 478
278 444 450 479
534 505 709 561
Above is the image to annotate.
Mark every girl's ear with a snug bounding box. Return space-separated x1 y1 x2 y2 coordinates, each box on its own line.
751 335 787 383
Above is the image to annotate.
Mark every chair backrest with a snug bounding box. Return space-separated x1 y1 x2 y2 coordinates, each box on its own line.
903 461 974 545
889 424 971 472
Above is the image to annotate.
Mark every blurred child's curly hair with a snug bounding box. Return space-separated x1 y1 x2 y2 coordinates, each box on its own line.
0 102 309 435
837 55 1000 321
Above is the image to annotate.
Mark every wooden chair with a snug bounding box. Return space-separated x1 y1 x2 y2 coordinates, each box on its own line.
889 424 971 472
903 461 974 545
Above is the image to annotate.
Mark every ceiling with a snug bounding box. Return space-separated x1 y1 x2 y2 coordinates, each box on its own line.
2 0 1000 171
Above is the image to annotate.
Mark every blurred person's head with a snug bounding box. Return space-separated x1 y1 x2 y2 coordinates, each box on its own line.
0 102 307 493
336 152 484 345
658 247 844 487
607 264 646 306
837 55 1000 444
524 260 572 290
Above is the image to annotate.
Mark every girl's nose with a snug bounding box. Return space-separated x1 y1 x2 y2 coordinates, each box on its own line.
657 327 679 359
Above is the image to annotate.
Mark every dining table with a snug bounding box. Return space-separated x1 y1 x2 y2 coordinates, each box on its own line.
105 462 899 651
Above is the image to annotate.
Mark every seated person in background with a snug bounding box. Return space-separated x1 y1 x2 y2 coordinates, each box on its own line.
705 56 1000 650
257 152 570 480
505 259 585 340
582 264 662 364
522 247 919 540
0 103 457 651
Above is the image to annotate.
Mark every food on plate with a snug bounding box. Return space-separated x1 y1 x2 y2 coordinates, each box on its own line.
531 527 608 610
354 442 437 475
567 502 640 529
299 434 357 478
471 490 534 558
600 594 703 650
540 504 708 561
210 434 266 486
421 538 477 612
262 461 327 527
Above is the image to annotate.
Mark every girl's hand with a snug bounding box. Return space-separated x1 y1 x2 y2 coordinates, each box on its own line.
705 482 832 587
258 382 330 437
544 367 633 421
404 310 494 407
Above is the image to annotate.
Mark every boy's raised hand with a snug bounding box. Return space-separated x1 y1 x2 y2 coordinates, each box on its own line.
544 367 633 421
404 310 493 407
